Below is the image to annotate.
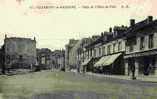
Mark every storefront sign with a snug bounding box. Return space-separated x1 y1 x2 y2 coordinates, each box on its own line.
125 50 157 58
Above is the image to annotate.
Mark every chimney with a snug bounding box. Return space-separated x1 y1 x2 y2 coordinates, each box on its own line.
34 37 36 41
109 27 112 32
147 16 153 23
130 19 135 27
101 32 104 37
5 34 7 39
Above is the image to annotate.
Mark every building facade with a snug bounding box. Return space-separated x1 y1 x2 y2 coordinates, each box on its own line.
77 37 95 72
125 16 157 77
51 50 65 70
65 39 79 71
4 36 37 69
37 48 52 69
82 26 127 74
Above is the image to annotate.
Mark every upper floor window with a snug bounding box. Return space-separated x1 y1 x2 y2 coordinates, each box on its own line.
118 41 122 51
94 49 96 57
148 34 154 49
88 50 90 58
129 44 134 52
140 36 145 50
90 49 92 57
107 45 111 54
99 47 101 56
102 46 105 55
113 43 116 53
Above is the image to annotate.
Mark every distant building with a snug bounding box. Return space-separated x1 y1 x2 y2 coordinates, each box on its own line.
36 48 65 71
4 36 36 69
37 48 52 69
51 50 65 70
0 45 5 74
77 36 100 72
65 39 79 71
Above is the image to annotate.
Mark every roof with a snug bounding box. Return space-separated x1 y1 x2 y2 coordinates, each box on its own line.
85 36 102 49
5 37 35 42
85 26 128 49
126 19 157 38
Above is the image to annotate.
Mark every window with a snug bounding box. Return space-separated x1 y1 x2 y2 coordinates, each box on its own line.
118 41 122 51
140 37 145 50
129 44 134 52
99 47 101 56
94 49 96 57
19 55 23 61
90 49 92 57
107 45 111 54
102 47 105 55
113 43 116 53
148 34 154 48
88 50 90 58
41 57 46 64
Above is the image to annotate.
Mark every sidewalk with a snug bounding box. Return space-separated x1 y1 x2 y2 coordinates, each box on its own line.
86 72 157 82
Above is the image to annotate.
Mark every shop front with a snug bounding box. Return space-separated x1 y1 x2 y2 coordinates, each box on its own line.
125 50 157 77
94 53 124 74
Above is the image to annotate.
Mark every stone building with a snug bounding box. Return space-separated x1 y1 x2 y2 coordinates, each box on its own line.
65 39 79 71
51 50 65 70
93 26 127 74
124 16 157 78
81 26 127 74
0 45 5 74
4 36 36 69
78 36 100 72
77 37 95 72
37 48 52 69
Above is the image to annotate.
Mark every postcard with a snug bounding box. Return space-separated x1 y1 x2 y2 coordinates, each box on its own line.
0 0 157 99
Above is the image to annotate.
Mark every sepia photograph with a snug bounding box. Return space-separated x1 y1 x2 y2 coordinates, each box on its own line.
0 0 157 99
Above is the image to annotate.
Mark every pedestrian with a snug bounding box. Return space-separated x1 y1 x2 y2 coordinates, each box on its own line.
131 64 136 80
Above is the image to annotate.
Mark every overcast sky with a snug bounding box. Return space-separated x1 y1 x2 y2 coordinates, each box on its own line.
0 0 157 50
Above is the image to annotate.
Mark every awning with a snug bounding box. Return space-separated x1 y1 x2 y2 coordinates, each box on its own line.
81 58 92 66
94 53 122 67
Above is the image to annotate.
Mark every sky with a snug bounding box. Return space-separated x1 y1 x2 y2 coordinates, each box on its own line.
0 0 157 50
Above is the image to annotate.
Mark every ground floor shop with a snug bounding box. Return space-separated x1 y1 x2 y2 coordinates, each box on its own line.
125 50 157 78
94 52 125 75
81 58 97 73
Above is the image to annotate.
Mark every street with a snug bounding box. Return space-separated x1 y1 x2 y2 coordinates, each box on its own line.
0 71 157 99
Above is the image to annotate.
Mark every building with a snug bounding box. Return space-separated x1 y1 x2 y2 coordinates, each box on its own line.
3 35 37 70
65 39 79 71
124 16 157 78
81 26 127 75
37 48 52 69
77 37 94 72
78 36 100 72
0 45 5 74
51 50 65 70
94 26 127 74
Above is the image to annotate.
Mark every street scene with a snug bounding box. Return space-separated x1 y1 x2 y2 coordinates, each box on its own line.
0 16 157 99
